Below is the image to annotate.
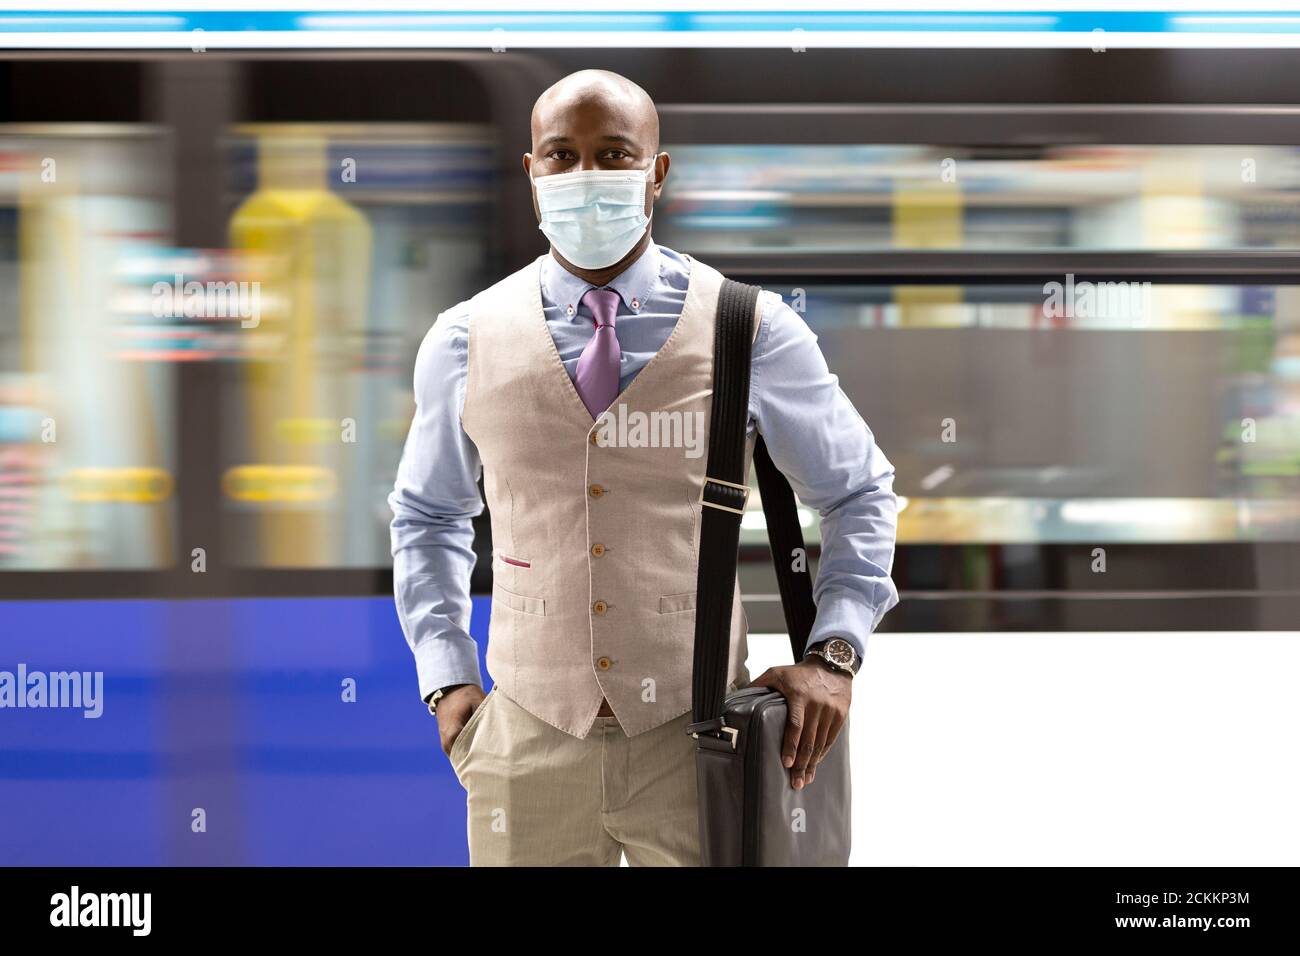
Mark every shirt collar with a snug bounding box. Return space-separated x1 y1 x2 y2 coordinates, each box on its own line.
540 241 663 320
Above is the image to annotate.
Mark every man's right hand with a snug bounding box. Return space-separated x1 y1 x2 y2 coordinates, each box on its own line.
436 684 487 757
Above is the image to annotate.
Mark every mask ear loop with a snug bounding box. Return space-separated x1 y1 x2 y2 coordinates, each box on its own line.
643 153 660 232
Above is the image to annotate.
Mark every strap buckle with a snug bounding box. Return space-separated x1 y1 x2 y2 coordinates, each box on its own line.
699 476 750 516
687 716 739 751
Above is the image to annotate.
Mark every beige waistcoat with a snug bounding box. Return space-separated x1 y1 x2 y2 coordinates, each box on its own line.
461 252 766 738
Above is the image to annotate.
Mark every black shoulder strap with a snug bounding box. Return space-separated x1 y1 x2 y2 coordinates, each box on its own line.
689 279 817 733
754 435 818 660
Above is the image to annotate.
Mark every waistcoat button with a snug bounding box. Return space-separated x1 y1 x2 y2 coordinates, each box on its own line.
589 484 604 498
589 432 599 446
590 543 606 557
593 600 608 615
596 656 612 670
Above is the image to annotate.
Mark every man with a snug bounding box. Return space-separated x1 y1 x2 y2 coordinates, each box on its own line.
389 69 898 866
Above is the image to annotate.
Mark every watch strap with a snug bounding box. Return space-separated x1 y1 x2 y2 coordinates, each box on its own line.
426 683 473 715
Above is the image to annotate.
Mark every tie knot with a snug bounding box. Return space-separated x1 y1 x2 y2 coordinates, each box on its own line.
581 288 620 329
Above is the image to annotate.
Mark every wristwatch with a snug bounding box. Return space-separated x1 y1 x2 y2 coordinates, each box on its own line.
424 684 467 716
804 638 860 677
425 688 444 716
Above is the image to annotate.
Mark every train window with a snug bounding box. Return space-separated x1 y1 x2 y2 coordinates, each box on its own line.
737 283 1300 545
217 123 496 569
0 124 174 569
656 144 1300 254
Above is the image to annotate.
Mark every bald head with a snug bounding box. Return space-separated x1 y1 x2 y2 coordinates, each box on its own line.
530 69 659 159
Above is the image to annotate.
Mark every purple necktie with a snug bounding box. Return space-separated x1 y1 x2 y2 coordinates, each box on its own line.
574 288 621 419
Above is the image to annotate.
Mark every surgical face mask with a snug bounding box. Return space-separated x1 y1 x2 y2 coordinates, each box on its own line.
531 156 658 269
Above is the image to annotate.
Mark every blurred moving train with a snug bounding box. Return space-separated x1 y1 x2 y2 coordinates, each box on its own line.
2 29 1300 867
2 48 1299 630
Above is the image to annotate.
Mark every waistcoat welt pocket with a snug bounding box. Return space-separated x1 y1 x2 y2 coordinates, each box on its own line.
496 584 546 616
659 591 698 614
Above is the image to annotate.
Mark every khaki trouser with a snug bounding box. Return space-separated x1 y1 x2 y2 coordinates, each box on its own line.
449 686 705 866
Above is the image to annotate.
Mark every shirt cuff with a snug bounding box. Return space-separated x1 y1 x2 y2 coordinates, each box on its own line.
412 635 483 703
807 587 881 662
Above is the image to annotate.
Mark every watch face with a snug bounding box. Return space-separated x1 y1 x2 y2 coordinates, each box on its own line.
825 639 856 668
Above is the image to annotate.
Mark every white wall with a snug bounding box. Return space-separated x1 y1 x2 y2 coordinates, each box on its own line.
744 631 1300 866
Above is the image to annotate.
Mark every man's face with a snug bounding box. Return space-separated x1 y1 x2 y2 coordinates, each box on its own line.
524 91 667 225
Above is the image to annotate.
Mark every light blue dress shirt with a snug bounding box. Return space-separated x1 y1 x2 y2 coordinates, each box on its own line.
389 241 899 701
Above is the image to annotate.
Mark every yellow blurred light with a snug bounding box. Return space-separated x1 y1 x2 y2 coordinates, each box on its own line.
62 467 173 504
222 465 337 503
274 417 341 445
